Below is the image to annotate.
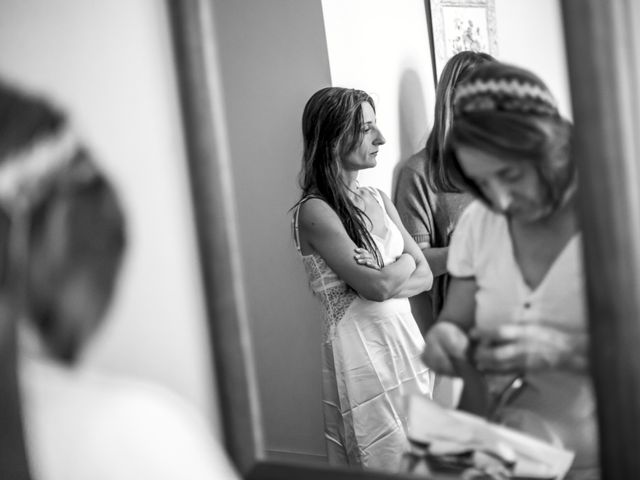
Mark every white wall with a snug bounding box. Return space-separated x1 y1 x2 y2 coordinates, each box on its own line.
0 0 218 430
322 0 436 196
322 0 571 198
495 0 572 118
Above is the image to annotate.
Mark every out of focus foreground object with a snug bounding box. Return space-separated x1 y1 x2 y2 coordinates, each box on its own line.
562 0 640 478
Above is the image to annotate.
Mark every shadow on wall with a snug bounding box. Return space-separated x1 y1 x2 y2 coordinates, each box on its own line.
393 68 430 194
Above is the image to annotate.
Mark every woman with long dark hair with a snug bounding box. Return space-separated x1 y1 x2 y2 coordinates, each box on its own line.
292 87 434 471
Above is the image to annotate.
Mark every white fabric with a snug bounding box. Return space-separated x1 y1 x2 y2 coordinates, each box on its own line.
296 187 433 472
448 201 598 474
20 355 239 480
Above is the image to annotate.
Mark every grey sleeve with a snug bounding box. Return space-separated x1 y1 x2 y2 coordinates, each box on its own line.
393 164 433 246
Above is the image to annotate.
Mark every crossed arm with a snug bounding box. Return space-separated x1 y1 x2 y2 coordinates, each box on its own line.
378 191 433 297
297 194 432 302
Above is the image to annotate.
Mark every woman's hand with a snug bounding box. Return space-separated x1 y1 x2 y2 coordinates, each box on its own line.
353 247 381 270
470 323 589 373
422 322 471 376
353 249 417 272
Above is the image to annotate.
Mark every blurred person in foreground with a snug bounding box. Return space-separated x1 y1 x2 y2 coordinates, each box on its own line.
422 62 599 480
0 81 239 480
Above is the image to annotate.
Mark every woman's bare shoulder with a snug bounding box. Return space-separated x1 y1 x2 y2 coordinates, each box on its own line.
298 197 340 232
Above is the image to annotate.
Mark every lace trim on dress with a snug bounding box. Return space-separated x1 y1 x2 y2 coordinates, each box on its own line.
301 254 357 343
293 197 358 343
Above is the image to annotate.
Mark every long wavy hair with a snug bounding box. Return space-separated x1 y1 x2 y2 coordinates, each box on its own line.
426 51 495 192
296 87 383 267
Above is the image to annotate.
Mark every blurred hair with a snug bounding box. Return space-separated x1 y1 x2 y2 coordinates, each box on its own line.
425 51 495 192
442 62 575 213
296 87 383 267
0 81 126 363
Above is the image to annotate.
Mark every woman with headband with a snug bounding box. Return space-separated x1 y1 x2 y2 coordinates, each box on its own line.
421 63 598 479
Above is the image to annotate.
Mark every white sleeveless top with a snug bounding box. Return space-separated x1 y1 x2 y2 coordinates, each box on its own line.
292 187 433 471
293 187 413 341
448 201 598 475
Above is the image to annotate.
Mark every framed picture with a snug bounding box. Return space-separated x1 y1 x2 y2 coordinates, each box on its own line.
428 0 498 80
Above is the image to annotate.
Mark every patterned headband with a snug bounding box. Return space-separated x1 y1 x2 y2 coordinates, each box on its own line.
454 78 559 117
0 124 82 209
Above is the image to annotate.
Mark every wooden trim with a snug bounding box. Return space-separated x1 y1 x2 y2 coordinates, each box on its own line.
561 0 640 478
0 320 32 480
264 449 327 466
166 0 265 474
424 0 439 87
245 460 457 480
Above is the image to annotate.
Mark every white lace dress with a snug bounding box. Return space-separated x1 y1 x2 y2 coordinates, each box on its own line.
293 188 433 472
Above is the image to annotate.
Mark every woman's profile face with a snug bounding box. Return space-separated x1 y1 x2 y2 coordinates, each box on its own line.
456 145 550 222
341 102 386 172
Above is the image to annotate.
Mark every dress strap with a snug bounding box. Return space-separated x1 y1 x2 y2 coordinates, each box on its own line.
367 186 384 205
363 186 391 220
292 195 321 254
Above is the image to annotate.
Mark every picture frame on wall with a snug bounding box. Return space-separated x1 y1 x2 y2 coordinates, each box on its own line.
427 0 498 80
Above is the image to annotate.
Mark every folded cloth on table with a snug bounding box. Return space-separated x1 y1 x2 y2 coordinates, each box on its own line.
405 394 575 480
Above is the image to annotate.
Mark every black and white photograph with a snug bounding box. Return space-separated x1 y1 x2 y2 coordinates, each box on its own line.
0 1 637 480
